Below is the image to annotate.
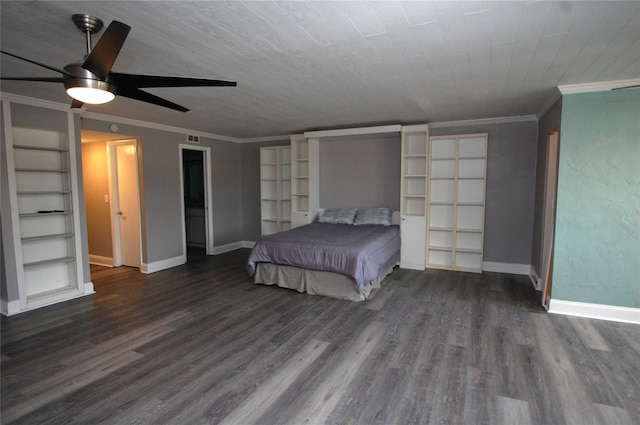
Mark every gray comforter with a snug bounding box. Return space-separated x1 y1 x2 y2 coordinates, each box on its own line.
247 222 400 294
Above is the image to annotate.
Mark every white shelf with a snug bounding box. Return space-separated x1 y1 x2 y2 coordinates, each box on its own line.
3 101 87 314
400 128 429 269
260 145 292 236
426 133 487 273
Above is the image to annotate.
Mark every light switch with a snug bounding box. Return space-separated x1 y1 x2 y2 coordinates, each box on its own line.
104 194 109 203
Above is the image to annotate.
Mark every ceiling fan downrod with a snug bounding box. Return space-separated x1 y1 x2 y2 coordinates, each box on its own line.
72 14 104 56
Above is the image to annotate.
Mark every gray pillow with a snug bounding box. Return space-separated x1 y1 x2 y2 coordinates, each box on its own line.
318 208 357 225
353 207 393 226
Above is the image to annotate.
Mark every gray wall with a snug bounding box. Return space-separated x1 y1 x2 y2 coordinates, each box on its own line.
430 120 538 265
531 99 562 276
319 134 401 210
82 119 244 263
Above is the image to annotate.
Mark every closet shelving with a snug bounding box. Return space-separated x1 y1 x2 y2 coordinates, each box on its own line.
399 126 429 270
260 145 291 235
426 133 487 273
2 99 90 314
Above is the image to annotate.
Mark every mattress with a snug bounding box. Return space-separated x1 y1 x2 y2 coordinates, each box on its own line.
247 222 401 294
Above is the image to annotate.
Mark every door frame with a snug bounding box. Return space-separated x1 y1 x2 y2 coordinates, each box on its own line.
541 130 559 309
179 144 214 256
106 139 143 267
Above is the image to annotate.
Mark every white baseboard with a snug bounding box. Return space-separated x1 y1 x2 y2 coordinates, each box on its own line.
482 261 531 275
549 299 640 324
141 255 185 274
89 255 114 267
213 240 255 255
529 266 541 291
1 299 21 316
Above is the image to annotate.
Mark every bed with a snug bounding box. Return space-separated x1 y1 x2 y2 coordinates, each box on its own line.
247 208 401 301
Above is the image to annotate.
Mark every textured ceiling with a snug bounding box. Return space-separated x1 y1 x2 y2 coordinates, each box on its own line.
1 1 639 138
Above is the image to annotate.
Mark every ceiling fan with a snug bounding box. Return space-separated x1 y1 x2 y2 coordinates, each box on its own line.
0 14 236 112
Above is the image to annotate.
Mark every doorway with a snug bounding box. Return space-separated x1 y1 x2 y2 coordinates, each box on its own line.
179 145 213 262
541 130 559 309
107 139 142 268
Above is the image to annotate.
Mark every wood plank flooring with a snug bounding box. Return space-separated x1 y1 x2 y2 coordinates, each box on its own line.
1 249 639 424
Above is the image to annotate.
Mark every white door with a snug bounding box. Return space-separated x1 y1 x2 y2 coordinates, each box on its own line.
111 141 142 268
400 215 427 270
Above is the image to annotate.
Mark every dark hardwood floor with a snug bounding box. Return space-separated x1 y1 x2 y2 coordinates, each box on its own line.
2 249 639 424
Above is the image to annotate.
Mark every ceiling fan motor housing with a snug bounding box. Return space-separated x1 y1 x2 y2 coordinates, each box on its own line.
63 63 116 100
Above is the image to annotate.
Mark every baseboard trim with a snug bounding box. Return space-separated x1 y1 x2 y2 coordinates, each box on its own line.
482 261 530 275
529 266 541 291
549 299 640 324
141 255 185 274
213 240 255 255
1 299 21 316
89 255 114 267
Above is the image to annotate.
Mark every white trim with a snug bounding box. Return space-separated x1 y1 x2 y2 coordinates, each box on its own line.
82 111 241 143
1 299 21 316
429 115 537 129
482 261 531 275
549 299 640 325
529 265 541 291
179 144 214 256
89 255 114 267
141 255 185 274
84 281 95 294
402 123 430 132
238 135 292 144
212 240 255 255
557 78 640 95
536 90 562 119
304 124 402 139
0 92 80 112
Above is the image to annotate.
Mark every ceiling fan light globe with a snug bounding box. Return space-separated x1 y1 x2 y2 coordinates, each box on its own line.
66 86 115 104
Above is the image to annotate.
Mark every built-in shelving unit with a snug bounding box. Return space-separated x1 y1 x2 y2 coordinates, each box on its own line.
260 145 291 235
399 125 429 270
427 133 487 273
2 99 91 315
290 135 319 228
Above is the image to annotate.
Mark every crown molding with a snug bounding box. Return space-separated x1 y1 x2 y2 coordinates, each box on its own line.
0 92 85 113
557 78 640 95
81 111 240 143
304 124 402 139
428 115 537 129
238 135 292 144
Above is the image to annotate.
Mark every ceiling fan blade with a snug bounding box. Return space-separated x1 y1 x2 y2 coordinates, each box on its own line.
108 72 237 88
0 76 65 83
71 99 84 109
116 87 189 112
82 21 131 80
1 50 74 77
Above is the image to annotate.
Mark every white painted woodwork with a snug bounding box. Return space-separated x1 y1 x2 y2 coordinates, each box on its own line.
260 145 291 235
427 133 487 273
2 98 91 314
290 136 319 229
399 126 428 270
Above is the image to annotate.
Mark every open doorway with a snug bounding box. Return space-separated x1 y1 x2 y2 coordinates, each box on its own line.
180 145 213 262
81 130 143 276
107 139 142 268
